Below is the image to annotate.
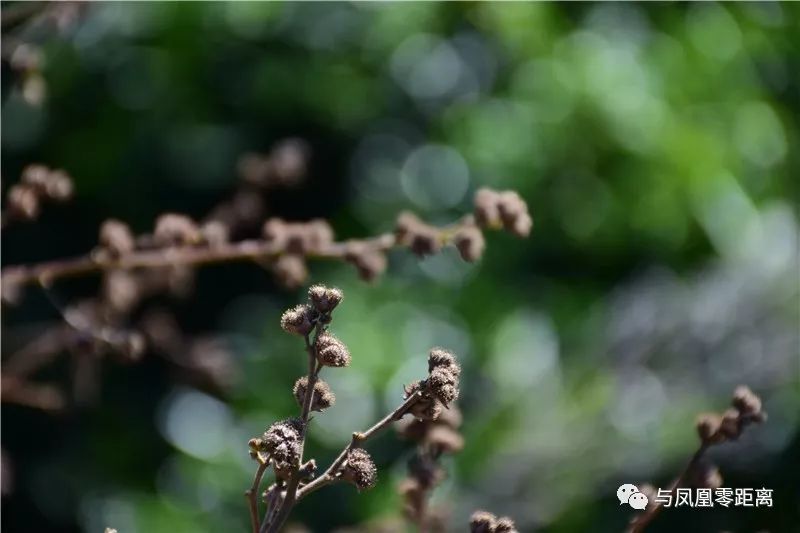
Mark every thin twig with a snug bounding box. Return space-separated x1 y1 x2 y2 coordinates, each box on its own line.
296 391 423 500
626 444 708 533
247 458 269 533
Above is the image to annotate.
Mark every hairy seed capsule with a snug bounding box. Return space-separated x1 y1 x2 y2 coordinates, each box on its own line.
293 376 335 411
280 304 316 336
308 284 343 314
470 511 497 533
695 413 723 444
342 448 377 491
262 418 304 466
494 517 519 533
315 332 351 367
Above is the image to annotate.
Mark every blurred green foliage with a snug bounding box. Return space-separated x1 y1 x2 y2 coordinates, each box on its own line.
2 2 799 533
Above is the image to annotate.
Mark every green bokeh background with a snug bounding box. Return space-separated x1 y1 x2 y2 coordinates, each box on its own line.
2 2 799 532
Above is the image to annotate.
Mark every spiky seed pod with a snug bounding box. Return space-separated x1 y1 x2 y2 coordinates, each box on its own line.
7 184 40 220
154 213 200 247
470 511 497 533
494 517 519 533
99 219 135 257
341 448 377 491
308 284 343 314
262 418 304 466
732 385 762 418
315 332 351 367
695 413 724 445
473 188 501 228
454 224 485 262
428 347 459 373
280 304 316 336
293 376 335 411
272 254 308 289
428 366 459 406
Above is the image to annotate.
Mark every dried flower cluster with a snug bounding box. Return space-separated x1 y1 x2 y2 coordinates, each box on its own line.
469 510 519 533
627 385 767 533
245 285 472 533
4 164 73 225
397 403 464 531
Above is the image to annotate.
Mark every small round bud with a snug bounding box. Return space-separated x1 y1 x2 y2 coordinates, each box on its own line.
732 385 762 418
280 304 316 336
395 211 422 242
473 188 501 228
103 270 141 314
344 241 387 282
263 218 288 248
719 408 741 440
695 413 723 445
44 169 73 201
341 448 377 491
154 213 200 247
428 367 459 406
428 348 459 373
470 511 497 533
690 461 723 489
497 190 532 238
315 332 351 367
494 517 519 533
409 226 441 257
305 219 334 252
262 418 304 466
200 220 229 248
293 376 335 412
99 219 135 257
454 225 485 262
269 138 309 185
272 254 308 289
308 284 343 314
7 184 40 220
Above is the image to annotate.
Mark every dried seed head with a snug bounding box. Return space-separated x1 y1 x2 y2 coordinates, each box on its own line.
494 517 519 533
154 213 200 247
428 367 459 405
470 511 497 533
473 188 501 228
732 385 762 418
719 408 742 440
426 425 464 454
43 169 73 201
7 184 40 220
315 332 351 367
695 413 723 445
263 218 288 248
428 347 459 373
308 284 343 314
262 418 304 466
293 376 335 412
305 219 334 252
272 254 308 289
99 219 135 257
342 448 377 491
344 241 387 282
454 224 486 262
280 304 316 336
269 138 309 185
200 220 229 248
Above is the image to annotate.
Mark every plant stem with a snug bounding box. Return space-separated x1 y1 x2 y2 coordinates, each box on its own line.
626 444 708 533
296 391 423 500
246 459 269 533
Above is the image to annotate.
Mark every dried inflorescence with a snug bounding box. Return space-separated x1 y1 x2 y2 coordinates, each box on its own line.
695 385 766 446
473 188 532 238
341 448 378 492
308 284 343 314
344 241 388 282
469 511 519 533
5 164 74 223
315 332 352 368
253 418 305 469
395 212 442 257
293 376 335 412
280 305 316 337
406 348 461 421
